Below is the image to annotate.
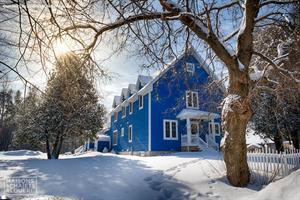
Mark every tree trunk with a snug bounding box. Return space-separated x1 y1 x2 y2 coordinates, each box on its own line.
45 131 51 159
222 71 251 187
51 134 64 159
274 132 284 152
291 130 300 150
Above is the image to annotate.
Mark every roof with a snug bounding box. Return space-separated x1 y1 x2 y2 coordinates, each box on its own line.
121 88 129 100
112 96 121 108
127 84 137 95
97 134 111 142
136 75 153 89
176 109 220 120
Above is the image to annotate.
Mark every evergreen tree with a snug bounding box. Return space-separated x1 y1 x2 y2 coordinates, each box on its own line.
38 53 105 159
251 5 300 150
13 88 43 150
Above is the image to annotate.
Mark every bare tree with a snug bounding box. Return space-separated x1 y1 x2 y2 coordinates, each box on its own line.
1 0 299 186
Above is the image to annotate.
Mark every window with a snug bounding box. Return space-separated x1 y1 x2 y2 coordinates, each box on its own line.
128 125 133 142
186 91 199 109
122 106 126 118
114 112 118 122
139 95 143 109
186 63 195 73
129 102 133 114
121 127 124 137
113 130 118 145
215 123 221 135
163 120 178 140
208 122 221 135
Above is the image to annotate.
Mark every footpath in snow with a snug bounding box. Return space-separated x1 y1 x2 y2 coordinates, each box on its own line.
0 150 299 200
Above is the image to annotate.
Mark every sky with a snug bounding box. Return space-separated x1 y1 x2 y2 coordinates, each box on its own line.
6 48 155 112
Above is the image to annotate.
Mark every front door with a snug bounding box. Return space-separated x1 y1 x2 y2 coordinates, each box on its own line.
190 121 199 145
191 122 199 136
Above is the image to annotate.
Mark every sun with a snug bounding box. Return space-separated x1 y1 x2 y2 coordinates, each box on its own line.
52 39 71 56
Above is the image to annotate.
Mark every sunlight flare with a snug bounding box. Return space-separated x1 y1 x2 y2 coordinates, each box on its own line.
53 39 71 56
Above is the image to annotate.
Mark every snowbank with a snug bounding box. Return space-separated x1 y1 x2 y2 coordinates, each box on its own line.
243 169 300 200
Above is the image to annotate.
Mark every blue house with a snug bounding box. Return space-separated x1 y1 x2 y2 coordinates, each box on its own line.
107 47 224 155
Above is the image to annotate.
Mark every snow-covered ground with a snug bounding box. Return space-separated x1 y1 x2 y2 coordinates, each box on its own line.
0 150 299 200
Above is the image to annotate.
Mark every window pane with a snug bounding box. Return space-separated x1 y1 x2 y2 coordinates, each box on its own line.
171 122 177 138
187 92 192 107
215 124 220 134
113 132 117 145
165 122 170 138
129 102 133 113
139 95 143 107
128 126 132 141
192 92 198 108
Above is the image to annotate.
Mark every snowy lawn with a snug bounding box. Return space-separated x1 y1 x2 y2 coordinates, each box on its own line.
0 150 298 200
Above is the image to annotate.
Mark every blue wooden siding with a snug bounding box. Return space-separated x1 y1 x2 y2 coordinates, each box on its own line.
109 94 149 152
150 54 223 151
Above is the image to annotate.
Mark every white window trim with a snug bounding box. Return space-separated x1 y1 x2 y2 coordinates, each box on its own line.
208 122 221 136
114 112 118 122
139 95 143 110
113 130 118 146
121 127 124 137
186 91 199 109
129 102 133 115
128 125 133 142
163 119 178 140
122 106 126 118
214 123 221 136
186 63 195 73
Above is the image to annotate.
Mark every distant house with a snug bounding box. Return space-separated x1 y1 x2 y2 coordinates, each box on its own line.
107 47 224 155
246 128 275 151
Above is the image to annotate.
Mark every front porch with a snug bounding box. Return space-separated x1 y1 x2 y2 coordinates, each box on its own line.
177 109 221 152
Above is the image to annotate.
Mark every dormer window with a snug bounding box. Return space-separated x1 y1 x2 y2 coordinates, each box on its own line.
186 91 199 109
122 106 126 118
186 63 195 73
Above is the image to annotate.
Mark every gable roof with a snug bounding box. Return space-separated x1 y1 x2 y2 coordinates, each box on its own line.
112 96 121 108
127 84 137 96
120 88 129 101
136 75 153 90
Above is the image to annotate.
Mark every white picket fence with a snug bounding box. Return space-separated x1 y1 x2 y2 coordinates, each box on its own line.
247 148 300 183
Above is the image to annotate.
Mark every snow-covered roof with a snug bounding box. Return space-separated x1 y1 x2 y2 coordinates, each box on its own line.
247 143 263 149
112 96 121 108
97 134 111 142
176 109 220 120
136 75 153 90
127 84 137 96
121 88 129 101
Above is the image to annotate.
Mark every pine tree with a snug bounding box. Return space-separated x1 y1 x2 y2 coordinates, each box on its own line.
13 88 43 150
38 53 106 159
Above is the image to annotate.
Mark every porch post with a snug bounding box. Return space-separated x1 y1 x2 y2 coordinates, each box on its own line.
210 118 216 142
187 118 191 152
87 138 90 149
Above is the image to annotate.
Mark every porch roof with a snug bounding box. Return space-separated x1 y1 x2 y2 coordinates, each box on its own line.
176 109 220 120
